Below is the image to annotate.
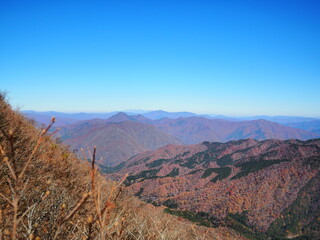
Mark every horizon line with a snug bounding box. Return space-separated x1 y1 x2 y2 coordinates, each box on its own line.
20 109 320 119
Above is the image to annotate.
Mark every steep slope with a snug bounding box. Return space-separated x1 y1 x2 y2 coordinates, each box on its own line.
108 138 320 239
59 120 181 166
1 94 246 240
268 171 320 239
154 117 319 144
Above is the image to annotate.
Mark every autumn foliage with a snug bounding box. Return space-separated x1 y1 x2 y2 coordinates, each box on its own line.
0 93 246 240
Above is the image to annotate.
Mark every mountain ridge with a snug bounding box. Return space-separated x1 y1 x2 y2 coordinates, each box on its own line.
107 138 320 239
22 110 320 122
153 116 319 144
53 113 319 168
59 119 181 166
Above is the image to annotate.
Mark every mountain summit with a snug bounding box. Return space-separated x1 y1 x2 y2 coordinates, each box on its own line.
59 118 181 166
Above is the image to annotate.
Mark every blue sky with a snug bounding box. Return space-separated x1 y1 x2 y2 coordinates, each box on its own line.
1 0 319 116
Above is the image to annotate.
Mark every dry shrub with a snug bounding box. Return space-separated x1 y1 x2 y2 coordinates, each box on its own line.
0 93 244 240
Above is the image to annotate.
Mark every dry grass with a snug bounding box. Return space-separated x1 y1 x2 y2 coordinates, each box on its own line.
0 93 245 240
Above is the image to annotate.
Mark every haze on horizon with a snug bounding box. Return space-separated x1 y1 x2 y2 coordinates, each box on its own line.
1 0 319 117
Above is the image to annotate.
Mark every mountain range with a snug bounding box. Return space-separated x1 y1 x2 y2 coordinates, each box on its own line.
19 108 320 239
58 118 180 166
24 111 320 167
284 120 320 135
152 117 318 144
22 110 320 129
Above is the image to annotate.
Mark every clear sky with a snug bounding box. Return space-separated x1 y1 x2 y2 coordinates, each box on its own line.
0 0 319 116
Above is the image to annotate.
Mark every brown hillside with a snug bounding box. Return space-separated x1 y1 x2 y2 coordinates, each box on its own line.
0 94 246 239
108 138 320 238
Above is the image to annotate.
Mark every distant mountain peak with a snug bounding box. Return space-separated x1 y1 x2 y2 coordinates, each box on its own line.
113 112 129 117
106 112 152 125
107 112 131 122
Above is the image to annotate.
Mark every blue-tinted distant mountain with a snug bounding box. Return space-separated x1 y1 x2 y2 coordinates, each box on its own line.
22 110 142 126
153 117 319 144
142 112 320 123
235 115 320 124
49 112 319 166
105 112 153 124
142 110 195 119
59 112 319 144
284 120 320 135
207 114 238 121
23 110 117 121
22 110 320 129
22 111 79 126
57 117 181 166
141 110 213 120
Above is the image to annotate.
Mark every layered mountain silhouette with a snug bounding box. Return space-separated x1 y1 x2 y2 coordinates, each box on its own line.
23 111 79 126
25 112 319 167
23 110 320 122
21 109 320 238
58 117 181 166
284 120 320 135
153 117 319 144
107 138 320 239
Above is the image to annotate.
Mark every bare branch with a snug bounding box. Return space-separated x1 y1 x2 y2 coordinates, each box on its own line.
64 192 90 223
0 192 13 206
6 177 16 195
17 203 37 225
4 158 17 181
